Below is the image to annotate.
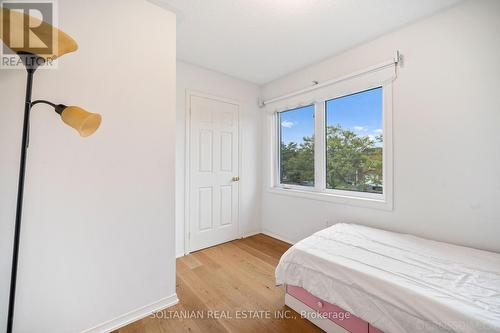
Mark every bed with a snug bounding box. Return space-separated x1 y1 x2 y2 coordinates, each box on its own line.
275 223 500 333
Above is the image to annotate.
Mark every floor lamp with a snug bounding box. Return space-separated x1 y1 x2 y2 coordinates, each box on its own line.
1 8 102 333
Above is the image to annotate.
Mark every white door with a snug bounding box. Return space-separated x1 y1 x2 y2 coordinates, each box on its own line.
188 94 239 252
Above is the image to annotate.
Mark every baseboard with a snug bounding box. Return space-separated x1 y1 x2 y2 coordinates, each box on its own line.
177 230 292 256
81 294 179 333
242 230 261 238
261 230 295 245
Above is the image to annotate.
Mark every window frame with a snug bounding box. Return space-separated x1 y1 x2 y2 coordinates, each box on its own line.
269 82 393 211
276 104 316 191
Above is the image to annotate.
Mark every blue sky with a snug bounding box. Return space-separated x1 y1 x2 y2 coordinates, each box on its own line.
280 87 383 145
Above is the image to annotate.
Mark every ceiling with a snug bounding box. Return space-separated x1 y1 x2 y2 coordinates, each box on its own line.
155 0 462 84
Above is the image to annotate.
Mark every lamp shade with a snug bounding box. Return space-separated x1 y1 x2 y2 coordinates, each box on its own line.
61 106 101 137
0 7 78 60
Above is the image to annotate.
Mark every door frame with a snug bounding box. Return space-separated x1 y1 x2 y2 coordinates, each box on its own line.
184 89 242 255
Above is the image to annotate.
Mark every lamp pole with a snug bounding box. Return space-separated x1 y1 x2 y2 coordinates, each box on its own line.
7 53 41 333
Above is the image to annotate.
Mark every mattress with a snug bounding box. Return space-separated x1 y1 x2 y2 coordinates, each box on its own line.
275 223 500 333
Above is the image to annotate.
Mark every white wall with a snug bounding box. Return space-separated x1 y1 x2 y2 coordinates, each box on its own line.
261 0 500 252
176 61 261 256
0 1 177 332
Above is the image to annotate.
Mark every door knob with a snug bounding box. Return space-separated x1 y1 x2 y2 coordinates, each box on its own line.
232 176 240 182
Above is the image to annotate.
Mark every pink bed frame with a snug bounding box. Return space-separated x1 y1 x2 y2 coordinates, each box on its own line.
286 285 383 333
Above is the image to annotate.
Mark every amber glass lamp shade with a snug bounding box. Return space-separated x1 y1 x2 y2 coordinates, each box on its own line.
60 106 102 137
0 7 78 59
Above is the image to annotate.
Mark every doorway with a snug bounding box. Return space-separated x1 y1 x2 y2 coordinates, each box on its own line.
185 91 240 253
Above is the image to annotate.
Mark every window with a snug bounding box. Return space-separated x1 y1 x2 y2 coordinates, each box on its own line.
326 87 383 194
278 105 315 187
272 85 392 209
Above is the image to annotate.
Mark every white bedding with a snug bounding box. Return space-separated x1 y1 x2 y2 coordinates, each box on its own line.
276 223 500 333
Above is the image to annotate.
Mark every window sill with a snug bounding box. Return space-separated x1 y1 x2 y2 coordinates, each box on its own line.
267 186 393 211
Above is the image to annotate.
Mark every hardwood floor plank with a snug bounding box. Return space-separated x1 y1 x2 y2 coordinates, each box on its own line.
238 236 290 260
181 253 203 270
247 234 291 253
232 241 281 267
114 234 322 333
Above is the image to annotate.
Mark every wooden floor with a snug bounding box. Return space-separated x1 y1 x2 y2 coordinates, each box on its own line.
114 234 322 333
